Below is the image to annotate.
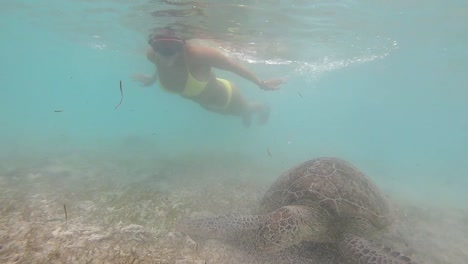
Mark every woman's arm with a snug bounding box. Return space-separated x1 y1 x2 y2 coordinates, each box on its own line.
187 45 281 90
132 48 159 87
145 48 159 83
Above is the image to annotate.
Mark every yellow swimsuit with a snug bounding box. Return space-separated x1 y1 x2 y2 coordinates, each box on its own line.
159 70 233 110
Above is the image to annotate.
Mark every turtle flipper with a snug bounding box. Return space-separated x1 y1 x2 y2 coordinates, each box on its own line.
176 214 267 242
177 205 328 252
338 234 419 264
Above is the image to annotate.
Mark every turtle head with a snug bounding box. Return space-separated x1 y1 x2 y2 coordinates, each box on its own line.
255 205 327 252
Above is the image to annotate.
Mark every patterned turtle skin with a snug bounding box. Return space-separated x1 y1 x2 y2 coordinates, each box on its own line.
177 157 421 264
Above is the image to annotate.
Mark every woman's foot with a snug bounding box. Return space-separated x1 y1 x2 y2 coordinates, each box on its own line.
257 104 270 125
242 103 270 127
242 114 252 127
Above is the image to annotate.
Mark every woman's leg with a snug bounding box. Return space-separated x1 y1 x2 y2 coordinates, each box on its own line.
227 83 270 127
198 80 270 127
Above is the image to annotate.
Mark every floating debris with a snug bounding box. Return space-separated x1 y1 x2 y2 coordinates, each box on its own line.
115 80 123 110
64 204 68 223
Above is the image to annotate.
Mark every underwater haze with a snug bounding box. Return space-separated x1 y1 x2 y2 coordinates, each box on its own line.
1 0 467 263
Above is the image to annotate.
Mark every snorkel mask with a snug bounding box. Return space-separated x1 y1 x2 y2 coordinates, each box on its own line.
149 36 185 57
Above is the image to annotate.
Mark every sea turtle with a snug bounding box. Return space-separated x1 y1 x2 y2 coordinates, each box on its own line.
177 157 420 264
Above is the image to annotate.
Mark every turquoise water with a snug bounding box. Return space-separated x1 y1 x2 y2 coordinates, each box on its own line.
1 1 467 262
2 0 466 204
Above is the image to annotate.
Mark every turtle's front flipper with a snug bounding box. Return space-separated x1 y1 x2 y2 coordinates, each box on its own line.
176 214 269 246
177 205 329 252
338 234 420 264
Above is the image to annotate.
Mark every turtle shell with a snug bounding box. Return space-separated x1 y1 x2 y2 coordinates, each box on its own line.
260 157 392 228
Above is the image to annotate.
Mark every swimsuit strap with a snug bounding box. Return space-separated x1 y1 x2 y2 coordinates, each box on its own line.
216 78 233 110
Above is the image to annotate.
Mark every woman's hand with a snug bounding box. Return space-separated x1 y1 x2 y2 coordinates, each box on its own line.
132 73 156 87
259 78 284 91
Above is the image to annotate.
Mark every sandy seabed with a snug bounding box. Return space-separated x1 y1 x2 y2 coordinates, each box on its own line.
0 152 467 264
